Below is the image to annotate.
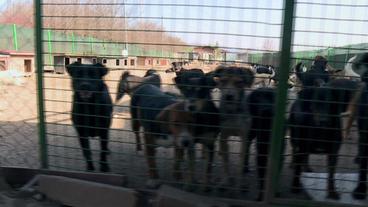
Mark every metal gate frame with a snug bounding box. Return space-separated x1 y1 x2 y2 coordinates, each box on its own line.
34 0 364 206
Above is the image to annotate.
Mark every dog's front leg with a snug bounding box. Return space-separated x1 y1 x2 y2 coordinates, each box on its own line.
183 146 196 191
173 147 184 180
240 124 251 174
239 125 251 191
99 131 110 172
144 133 160 188
203 144 215 192
219 132 231 184
78 136 94 171
327 154 340 199
353 131 367 199
132 119 142 151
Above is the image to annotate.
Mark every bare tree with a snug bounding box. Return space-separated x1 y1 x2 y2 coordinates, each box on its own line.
1 0 188 53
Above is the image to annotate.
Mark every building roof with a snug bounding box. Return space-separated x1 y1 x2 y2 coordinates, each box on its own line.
0 50 34 56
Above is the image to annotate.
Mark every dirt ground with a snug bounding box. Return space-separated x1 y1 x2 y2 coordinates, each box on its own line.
0 65 366 204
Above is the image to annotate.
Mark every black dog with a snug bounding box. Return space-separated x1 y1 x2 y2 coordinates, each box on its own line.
173 68 207 98
116 69 161 101
66 62 113 172
352 52 368 199
289 57 330 171
289 78 359 199
295 56 330 87
116 69 162 152
247 87 276 201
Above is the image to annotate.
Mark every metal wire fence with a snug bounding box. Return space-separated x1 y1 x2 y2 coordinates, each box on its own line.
0 1 39 169
0 0 367 206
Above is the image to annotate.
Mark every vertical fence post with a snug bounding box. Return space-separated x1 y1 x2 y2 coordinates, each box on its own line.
264 0 295 203
71 32 76 54
12 24 18 51
35 0 48 169
47 30 53 66
89 36 93 54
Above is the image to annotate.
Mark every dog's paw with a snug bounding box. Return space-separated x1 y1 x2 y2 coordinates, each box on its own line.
173 172 183 181
136 145 143 152
256 192 264 202
87 164 95 172
183 182 198 192
217 177 236 192
100 163 110 172
146 179 162 189
291 178 302 194
353 184 367 200
327 190 340 200
354 156 361 164
202 186 212 192
242 166 250 174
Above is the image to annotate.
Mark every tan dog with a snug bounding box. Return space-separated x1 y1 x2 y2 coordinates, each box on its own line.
156 101 196 185
213 66 255 187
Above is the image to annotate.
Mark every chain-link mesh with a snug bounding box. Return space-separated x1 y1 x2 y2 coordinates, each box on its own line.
1 0 367 206
0 1 39 169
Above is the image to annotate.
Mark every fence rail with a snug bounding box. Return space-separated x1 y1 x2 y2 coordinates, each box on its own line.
0 0 367 206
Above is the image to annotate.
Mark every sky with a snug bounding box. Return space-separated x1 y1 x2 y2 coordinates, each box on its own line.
123 0 368 52
1 0 368 53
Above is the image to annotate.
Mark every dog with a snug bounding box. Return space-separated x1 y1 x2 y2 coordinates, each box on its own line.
289 57 331 172
165 61 190 73
247 87 276 201
341 55 361 81
66 62 113 172
173 70 220 189
351 52 368 199
289 75 360 199
116 69 161 151
296 56 330 87
130 84 197 187
252 64 276 88
116 69 161 101
155 101 197 185
212 66 255 187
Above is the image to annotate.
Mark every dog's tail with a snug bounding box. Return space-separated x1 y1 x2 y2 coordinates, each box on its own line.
294 62 305 83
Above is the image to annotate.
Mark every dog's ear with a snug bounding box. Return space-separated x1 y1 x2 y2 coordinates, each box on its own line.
312 56 328 71
65 61 80 76
213 65 226 77
294 62 305 82
173 76 182 85
94 63 108 77
212 66 227 84
241 68 255 87
353 53 368 78
204 71 217 88
121 71 130 79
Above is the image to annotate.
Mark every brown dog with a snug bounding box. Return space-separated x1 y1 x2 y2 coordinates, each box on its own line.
156 101 197 184
213 66 255 187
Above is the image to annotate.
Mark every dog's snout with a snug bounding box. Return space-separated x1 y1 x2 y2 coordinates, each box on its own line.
181 139 190 147
80 82 91 90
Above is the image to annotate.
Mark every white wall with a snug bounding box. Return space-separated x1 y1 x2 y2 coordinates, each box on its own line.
8 56 35 74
